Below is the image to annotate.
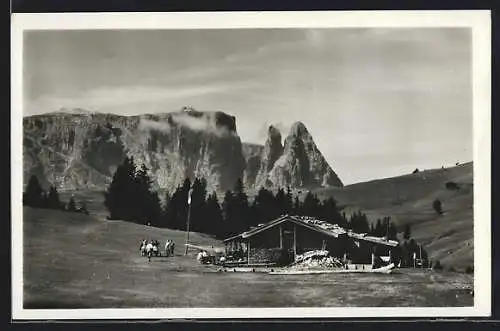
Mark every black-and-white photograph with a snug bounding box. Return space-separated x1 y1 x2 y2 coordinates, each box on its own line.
11 11 491 319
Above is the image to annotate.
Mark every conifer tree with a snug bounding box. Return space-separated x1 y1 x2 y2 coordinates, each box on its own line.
293 196 302 215
403 224 412 240
206 192 224 237
233 178 250 231
104 156 137 221
176 178 192 231
80 201 89 215
134 164 162 226
388 221 398 240
24 175 45 208
285 186 294 214
349 211 370 233
320 197 344 226
369 223 375 236
253 186 278 224
162 191 172 227
375 218 383 237
222 190 236 236
433 199 443 215
302 191 321 218
67 196 77 212
164 188 180 229
275 188 287 216
47 186 62 210
190 177 208 233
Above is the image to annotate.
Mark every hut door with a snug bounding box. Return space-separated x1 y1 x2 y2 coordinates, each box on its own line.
283 228 294 252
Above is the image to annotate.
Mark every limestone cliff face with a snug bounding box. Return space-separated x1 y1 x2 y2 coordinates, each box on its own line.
241 143 264 189
23 109 246 193
253 125 284 188
246 122 343 189
23 109 343 193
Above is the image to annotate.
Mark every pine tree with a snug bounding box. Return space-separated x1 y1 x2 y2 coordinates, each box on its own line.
222 190 236 236
176 178 192 231
47 186 62 210
433 199 443 215
104 156 137 221
190 177 208 233
206 192 224 237
233 178 250 231
24 175 45 208
164 188 179 229
374 219 383 237
369 223 375 236
293 196 301 215
67 196 77 212
253 186 278 224
388 221 398 240
349 211 370 233
162 191 172 228
134 164 162 226
275 188 287 216
403 224 412 240
302 191 321 218
320 197 343 226
285 186 294 214
80 201 89 215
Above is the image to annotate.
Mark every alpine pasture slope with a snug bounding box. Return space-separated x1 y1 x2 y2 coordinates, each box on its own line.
313 162 474 271
23 207 473 308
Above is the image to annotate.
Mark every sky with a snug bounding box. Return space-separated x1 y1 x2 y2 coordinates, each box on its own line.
23 28 472 185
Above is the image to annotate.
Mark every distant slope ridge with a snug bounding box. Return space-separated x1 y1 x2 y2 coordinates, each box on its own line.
312 162 473 270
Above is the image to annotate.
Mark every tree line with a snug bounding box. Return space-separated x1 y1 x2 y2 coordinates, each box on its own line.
23 175 88 214
103 157 406 241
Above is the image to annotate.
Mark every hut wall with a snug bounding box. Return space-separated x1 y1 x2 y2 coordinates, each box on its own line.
295 226 331 254
248 225 281 249
345 239 396 264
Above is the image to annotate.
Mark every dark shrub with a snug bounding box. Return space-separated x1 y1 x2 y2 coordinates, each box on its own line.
432 199 443 215
445 181 460 190
432 260 443 270
465 265 474 274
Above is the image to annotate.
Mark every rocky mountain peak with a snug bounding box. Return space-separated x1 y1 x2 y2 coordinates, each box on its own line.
267 122 343 189
244 121 343 190
289 121 309 137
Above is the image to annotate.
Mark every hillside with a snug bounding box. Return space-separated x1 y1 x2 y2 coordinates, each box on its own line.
22 207 473 308
312 162 474 270
23 207 222 308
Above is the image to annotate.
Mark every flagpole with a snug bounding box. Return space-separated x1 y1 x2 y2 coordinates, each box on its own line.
419 244 423 269
184 187 193 256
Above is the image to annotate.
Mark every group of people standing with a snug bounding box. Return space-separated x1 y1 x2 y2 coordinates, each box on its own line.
139 239 176 262
164 239 176 257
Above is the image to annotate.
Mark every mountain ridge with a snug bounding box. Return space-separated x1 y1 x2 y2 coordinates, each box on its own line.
23 108 343 194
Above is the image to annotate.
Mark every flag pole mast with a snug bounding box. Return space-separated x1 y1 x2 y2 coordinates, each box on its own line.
184 187 193 256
